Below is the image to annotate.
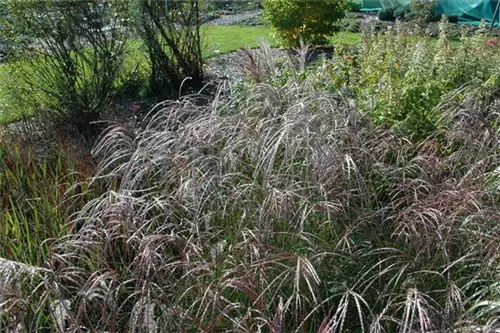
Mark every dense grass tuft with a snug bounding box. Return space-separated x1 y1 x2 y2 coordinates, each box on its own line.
1 46 495 332
0 130 103 331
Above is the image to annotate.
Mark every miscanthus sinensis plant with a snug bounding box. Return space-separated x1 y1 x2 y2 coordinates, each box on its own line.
1 43 499 332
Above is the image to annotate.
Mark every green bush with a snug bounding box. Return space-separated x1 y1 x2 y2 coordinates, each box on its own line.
339 13 363 33
448 14 459 23
351 19 500 139
347 0 362 12
2 0 131 134
0 0 10 61
262 0 346 47
378 1 439 23
378 7 395 21
405 0 440 22
393 5 410 18
133 0 204 96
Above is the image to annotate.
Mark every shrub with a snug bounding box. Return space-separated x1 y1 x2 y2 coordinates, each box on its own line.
378 7 395 21
262 0 346 47
133 0 204 96
393 5 410 19
448 14 459 23
2 0 131 135
339 13 363 33
347 0 362 12
0 0 10 61
405 0 440 23
378 1 439 23
347 19 500 140
0 41 9 62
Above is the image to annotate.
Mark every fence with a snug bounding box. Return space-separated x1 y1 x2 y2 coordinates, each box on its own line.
360 0 500 26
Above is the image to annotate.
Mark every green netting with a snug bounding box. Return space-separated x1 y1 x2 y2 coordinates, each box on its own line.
360 0 500 26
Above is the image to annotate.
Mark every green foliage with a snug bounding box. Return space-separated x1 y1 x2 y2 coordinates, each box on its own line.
133 0 204 96
393 5 410 18
0 62 29 123
447 14 459 23
0 129 105 330
2 41 497 332
379 5 410 21
378 7 395 21
347 0 362 12
0 131 98 266
262 0 346 47
0 0 10 61
405 0 440 23
1 12 499 333
1 0 131 134
378 0 439 23
32 52 498 330
349 19 500 139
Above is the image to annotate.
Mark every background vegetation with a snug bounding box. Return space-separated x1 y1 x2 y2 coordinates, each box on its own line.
134 0 204 96
2 0 131 134
262 0 346 46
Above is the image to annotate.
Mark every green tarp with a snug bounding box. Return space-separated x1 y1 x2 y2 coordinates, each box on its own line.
360 0 500 26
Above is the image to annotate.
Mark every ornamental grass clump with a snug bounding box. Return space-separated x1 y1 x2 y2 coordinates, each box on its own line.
1 43 499 332
0 129 102 331
0 131 98 266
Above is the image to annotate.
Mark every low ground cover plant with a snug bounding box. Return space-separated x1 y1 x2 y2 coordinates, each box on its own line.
378 0 440 22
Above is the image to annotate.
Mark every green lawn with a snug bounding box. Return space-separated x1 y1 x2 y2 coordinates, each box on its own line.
0 63 12 123
0 63 7 104
202 25 277 55
203 25 361 55
0 58 48 124
0 26 362 123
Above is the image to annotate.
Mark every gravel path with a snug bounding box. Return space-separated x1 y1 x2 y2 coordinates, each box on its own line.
205 47 290 86
205 9 262 26
203 9 285 85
